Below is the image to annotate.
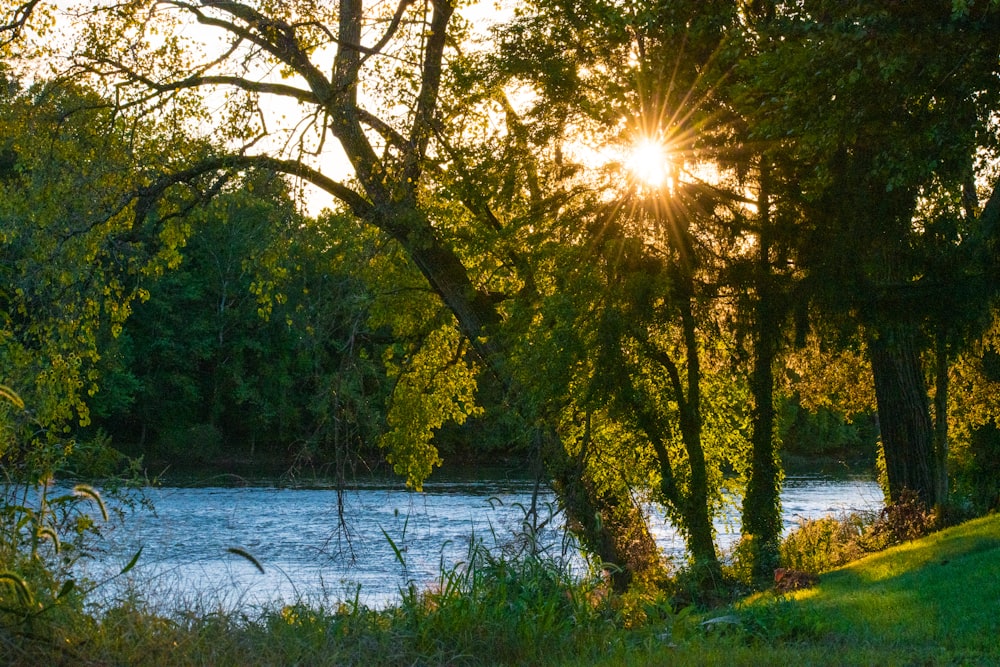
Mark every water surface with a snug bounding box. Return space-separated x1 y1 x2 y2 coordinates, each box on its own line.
83 474 881 610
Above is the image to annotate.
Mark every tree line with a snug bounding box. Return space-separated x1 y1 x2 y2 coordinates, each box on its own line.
2 0 999 595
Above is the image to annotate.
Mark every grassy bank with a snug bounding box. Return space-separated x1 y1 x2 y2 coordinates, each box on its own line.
3 514 998 665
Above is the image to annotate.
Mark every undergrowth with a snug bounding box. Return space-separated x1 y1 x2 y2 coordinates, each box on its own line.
778 489 937 574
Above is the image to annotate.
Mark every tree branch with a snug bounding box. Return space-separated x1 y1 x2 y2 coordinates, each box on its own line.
0 0 42 46
402 0 453 186
165 0 334 103
135 154 373 223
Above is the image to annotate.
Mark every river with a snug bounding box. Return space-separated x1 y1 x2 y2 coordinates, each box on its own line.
79 473 881 611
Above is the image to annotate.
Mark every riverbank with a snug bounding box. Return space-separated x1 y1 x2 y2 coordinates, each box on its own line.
2 512 997 665
117 451 875 489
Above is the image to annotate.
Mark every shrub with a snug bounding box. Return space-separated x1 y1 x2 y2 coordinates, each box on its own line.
858 489 935 552
779 490 936 576
779 513 870 574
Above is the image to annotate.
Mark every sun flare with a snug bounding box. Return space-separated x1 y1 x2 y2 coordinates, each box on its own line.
625 137 671 188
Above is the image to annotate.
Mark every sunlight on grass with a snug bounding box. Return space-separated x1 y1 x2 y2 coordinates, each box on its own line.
742 514 1000 659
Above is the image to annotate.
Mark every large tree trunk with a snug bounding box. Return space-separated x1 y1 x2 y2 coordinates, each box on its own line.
741 301 781 579
868 324 937 506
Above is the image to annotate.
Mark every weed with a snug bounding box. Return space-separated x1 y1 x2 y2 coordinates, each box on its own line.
779 490 936 576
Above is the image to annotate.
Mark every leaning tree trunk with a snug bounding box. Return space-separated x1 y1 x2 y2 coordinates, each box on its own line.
550 447 661 592
404 216 662 591
868 324 937 506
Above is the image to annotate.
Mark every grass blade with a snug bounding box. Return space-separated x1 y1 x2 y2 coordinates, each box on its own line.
57 579 76 599
380 527 407 569
120 547 143 575
226 547 265 574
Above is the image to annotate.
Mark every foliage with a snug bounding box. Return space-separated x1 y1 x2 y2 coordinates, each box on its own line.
0 385 127 650
738 1 1000 506
380 324 482 489
779 490 935 576
776 397 878 459
0 75 132 439
3 0 1000 593
90 181 394 475
948 312 1000 511
778 515 871 576
0 71 224 482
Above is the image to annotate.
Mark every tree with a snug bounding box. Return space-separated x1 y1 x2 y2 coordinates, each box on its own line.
0 71 200 475
93 171 391 475
472 0 787 585
738 1 1000 507
0 0 671 583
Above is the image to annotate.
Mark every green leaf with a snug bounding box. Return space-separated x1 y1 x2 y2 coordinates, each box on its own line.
56 579 76 599
120 547 143 575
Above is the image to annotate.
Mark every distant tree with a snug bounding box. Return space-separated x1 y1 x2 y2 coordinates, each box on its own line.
95 174 392 476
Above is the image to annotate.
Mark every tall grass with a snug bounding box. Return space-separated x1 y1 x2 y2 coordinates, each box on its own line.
4 512 1000 665
1 532 675 666
3 382 996 665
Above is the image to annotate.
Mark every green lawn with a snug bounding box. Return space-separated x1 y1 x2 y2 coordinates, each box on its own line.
589 513 1000 666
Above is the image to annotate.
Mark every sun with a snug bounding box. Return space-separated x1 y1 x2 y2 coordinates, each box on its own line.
624 137 672 189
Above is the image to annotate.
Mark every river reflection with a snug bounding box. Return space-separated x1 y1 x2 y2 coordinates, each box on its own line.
82 474 881 610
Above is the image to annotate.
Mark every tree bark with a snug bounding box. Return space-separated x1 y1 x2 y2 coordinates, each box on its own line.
550 446 661 592
868 324 936 506
933 328 949 507
675 288 722 584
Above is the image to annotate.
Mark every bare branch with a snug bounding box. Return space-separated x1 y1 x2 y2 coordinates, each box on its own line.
329 0 384 199
148 73 315 104
163 0 334 102
134 153 373 224
356 107 409 152
359 0 413 67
